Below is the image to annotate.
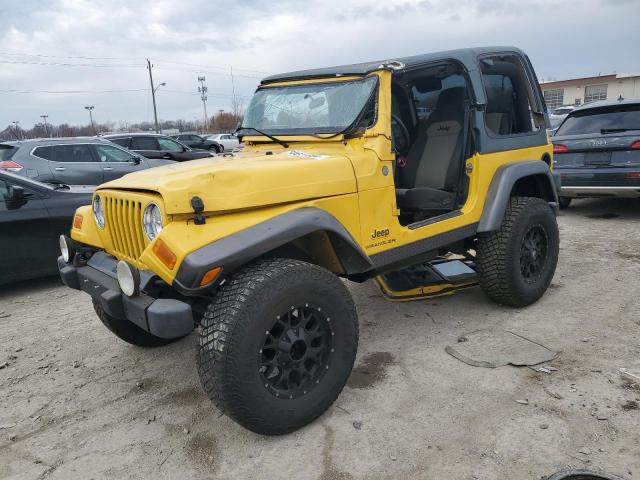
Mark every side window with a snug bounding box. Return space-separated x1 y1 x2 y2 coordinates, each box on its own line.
131 137 159 150
110 137 131 148
32 146 53 160
480 55 544 136
51 144 95 162
158 137 184 152
94 144 137 163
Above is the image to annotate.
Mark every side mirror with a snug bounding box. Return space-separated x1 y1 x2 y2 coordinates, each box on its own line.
131 156 141 164
6 185 25 201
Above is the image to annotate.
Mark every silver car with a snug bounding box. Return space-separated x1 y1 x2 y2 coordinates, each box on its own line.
0 137 174 185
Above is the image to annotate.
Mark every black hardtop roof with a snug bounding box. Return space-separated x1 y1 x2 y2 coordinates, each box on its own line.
102 132 174 138
261 46 526 85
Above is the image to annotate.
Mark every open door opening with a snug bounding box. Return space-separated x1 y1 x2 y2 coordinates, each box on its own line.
390 62 473 226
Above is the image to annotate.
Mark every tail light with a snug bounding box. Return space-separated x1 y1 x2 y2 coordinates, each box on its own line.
630 140 640 150
0 160 23 172
553 144 569 154
625 172 640 178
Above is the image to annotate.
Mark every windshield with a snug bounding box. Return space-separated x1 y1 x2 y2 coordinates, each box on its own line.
242 76 378 135
556 104 640 135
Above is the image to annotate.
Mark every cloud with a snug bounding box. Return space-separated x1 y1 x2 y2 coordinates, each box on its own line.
0 0 638 126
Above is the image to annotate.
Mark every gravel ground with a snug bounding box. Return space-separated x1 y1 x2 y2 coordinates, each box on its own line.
1 197 639 480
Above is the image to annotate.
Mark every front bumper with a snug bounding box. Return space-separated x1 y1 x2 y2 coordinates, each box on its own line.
557 167 640 198
58 252 194 339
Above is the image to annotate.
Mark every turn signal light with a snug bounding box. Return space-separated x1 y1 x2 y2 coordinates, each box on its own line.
73 214 83 229
0 160 23 172
553 144 569 154
630 140 640 150
200 267 222 286
152 238 177 270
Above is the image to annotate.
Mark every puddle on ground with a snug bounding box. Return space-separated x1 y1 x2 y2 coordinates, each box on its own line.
347 351 394 389
587 213 619 219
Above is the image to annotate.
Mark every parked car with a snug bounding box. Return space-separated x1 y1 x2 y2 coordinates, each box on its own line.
205 133 241 151
548 105 575 130
170 133 223 153
0 137 174 185
59 46 559 435
104 133 216 161
0 170 93 284
552 98 640 208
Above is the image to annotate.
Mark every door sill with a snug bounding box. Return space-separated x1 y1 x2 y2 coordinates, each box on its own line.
408 209 462 230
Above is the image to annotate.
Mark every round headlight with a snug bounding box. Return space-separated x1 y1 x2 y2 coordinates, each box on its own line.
93 195 105 229
116 261 139 297
143 203 163 240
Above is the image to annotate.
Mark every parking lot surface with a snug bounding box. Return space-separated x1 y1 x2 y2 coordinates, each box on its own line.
1 198 639 480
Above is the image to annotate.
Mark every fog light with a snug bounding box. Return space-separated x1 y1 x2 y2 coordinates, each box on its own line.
116 261 140 297
59 235 75 263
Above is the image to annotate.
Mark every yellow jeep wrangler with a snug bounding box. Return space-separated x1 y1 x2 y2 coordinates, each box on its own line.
58 46 559 435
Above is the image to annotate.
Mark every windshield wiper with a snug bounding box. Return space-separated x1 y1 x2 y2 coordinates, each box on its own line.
601 128 640 134
236 126 289 148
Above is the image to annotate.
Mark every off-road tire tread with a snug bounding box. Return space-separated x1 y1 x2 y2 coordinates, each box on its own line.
92 299 175 347
476 196 558 307
197 257 358 435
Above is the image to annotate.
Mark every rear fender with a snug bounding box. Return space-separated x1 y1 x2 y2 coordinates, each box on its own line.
478 160 558 232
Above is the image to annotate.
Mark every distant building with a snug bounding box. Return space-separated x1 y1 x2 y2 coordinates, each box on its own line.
540 73 640 110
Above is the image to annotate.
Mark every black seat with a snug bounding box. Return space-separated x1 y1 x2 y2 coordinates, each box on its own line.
396 87 466 212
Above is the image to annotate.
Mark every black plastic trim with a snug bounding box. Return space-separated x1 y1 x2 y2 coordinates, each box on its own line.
370 222 478 273
174 207 373 293
478 160 558 232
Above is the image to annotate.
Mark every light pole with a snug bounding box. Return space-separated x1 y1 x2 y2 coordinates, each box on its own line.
40 114 50 137
198 76 208 132
84 106 96 134
11 121 20 140
153 81 166 133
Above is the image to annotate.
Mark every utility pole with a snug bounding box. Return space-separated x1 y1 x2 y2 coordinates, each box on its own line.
147 59 161 133
198 76 208 132
40 115 50 137
11 121 21 140
84 106 96 134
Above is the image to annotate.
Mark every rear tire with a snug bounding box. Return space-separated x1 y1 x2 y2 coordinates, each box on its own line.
476 196 559 307
92 299 176 347
558 197 571 209
197 258 358 435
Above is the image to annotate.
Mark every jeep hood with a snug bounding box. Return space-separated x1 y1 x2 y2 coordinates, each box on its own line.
98 150 357 214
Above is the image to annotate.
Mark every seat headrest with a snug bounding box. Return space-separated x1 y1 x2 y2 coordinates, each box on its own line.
435 87 466 112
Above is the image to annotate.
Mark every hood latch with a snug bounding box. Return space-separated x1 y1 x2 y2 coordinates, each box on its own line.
190 196 206 225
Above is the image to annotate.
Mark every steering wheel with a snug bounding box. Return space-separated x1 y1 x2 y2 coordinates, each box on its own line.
391 114 410 157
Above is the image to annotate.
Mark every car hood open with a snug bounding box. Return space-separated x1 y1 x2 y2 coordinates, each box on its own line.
97 149 357 214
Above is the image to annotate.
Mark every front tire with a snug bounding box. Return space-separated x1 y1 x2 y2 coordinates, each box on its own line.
476 196 559 307
197 258 358 435
92 299 176 347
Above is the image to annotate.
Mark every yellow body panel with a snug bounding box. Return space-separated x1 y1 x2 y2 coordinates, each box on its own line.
70 68 552 287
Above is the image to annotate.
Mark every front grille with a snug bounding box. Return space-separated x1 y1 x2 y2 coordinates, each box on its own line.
103 195 147 266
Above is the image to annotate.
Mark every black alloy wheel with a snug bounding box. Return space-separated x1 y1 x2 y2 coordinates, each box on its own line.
259 304 333 399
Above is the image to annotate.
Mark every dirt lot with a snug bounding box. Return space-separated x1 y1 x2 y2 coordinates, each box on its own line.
1 198 639 480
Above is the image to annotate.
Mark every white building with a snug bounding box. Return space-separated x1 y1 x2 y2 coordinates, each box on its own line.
540 73 640 110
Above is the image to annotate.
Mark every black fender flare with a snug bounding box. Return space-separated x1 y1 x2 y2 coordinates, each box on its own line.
477 160 559 233
174 207 372 294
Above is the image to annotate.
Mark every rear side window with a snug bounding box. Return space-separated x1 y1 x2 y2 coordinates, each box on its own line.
556 104 640 135
50 144 95 162
32 146 52 160
131 137 159 150
0 145 17 160
110 137 131 148
480 55 544 136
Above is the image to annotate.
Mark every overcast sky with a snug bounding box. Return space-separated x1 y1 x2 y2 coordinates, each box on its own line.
1 0 638 128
